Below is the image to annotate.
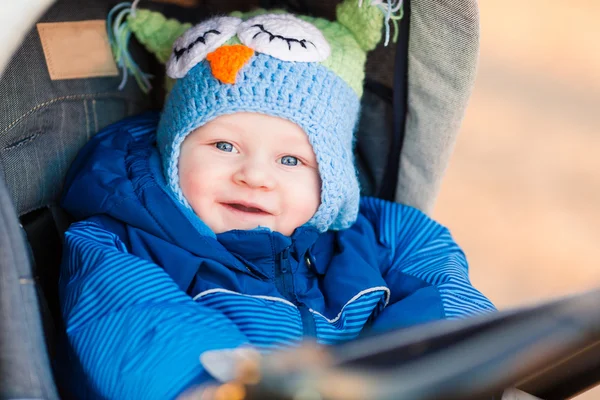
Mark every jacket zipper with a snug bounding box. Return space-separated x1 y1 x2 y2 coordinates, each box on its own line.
276 247 316 337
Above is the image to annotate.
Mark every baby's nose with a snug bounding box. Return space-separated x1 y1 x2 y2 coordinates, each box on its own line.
206 44 254 84
234 163 276 190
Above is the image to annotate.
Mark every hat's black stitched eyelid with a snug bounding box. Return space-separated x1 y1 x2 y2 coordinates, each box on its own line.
250 24 316 51
174 29 222 60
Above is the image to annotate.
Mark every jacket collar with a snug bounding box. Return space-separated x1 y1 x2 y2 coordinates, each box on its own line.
216 226 321 279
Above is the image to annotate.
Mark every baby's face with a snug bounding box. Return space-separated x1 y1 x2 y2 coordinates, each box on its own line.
179 112 321 236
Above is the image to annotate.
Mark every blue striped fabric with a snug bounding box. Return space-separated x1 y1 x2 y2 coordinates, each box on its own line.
60 222 249 399
361 197 496 318
60 201 495 399
314 288 389 345
192 287 390 350
194 290 303 350
60 221 393 398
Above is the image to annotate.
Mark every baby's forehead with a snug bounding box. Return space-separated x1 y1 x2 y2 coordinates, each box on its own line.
190 112 310 143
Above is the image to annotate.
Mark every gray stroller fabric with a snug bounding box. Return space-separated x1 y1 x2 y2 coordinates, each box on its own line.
0 176 58 400
397 0 480 213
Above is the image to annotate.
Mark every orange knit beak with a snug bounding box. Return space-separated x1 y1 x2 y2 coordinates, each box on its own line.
206 44 255 85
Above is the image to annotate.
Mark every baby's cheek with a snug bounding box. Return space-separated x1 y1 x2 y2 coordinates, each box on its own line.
295 188 321 224
180 168 205 203
179 169 193 196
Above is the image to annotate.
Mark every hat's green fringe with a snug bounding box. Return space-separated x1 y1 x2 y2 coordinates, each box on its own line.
107 2 153 93
106 2 191 93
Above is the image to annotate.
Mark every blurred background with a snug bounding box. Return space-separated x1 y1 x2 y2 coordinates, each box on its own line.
434 2 600 397
435 0 600 310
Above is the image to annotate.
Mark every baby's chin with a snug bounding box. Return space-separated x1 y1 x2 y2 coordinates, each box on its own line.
198 208 303 236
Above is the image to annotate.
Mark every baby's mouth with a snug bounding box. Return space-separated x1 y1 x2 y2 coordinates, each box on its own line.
223 202 270 215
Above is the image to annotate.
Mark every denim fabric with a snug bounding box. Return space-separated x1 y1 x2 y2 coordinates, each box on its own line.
0 178 57 399
0 0 153 216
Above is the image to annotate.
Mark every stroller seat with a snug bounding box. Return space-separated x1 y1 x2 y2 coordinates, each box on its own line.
0 0 515 399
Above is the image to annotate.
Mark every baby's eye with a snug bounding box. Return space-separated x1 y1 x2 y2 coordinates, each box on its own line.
237 14 330 62
215 142 237 153
280 156 300 166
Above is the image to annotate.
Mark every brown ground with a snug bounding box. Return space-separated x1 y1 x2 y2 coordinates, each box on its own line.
433 1 600 398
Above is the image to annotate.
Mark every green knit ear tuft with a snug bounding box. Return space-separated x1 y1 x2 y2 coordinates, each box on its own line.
336 0 403 50
336 0 384 51
127 9 191 64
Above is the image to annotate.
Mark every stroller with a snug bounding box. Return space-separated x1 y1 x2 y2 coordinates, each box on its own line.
1 0 599 399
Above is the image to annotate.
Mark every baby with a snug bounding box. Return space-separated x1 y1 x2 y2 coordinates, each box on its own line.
58 2 495 399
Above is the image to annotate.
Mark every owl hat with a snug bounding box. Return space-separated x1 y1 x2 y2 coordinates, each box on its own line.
110 0 402 233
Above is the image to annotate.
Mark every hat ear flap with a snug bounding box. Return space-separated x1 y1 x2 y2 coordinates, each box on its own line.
336 0 403 50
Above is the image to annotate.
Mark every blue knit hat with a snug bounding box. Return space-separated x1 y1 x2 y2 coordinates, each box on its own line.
156 2 396 232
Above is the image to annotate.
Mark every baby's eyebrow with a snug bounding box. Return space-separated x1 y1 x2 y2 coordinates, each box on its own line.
279 145 317 160
211 120 248 136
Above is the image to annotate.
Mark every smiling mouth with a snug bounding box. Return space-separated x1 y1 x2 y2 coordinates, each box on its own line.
223 203 271 215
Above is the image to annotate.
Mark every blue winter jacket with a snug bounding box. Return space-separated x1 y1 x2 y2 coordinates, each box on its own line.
59 112 495 399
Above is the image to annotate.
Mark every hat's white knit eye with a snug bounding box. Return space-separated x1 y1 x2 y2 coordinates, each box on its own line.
237 14 330 62
166 16 242 79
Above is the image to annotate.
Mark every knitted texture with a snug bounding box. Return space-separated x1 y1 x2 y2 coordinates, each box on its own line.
157 55 361 232
308 15 367 96
228 8 373 97
336 0 384 51
167 16 243 79
206 45 255 84
127 9 191 64
236 14 331 62
126 1 384 97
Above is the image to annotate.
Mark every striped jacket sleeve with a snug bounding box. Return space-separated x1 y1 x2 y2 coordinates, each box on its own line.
360 197 496 323
59 221 249 400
